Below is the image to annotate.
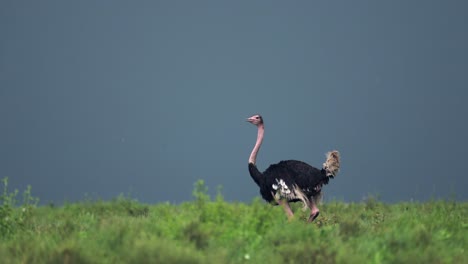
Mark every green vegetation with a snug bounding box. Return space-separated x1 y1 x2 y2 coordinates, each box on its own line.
1 178 467 263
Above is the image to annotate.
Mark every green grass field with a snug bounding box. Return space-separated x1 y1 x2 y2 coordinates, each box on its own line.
1 179 467 264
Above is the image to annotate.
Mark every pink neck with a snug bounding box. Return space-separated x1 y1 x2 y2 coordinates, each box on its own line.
249 124 264 164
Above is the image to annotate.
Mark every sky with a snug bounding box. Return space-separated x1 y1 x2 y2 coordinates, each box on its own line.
1 1 467 204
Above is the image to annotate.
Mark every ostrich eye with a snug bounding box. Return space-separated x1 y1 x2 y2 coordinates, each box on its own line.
255 116 259 119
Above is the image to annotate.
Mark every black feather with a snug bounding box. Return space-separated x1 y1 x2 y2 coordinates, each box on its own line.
248 163 264 187
249 160 330 204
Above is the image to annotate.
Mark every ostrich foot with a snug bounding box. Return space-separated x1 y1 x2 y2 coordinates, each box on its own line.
308 211 320 222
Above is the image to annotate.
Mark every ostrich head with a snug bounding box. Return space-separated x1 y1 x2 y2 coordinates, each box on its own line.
246 114 263 126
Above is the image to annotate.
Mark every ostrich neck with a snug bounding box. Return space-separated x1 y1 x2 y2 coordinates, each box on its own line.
249 124 264 165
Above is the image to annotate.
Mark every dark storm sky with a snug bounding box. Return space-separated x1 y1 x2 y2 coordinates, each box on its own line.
1 1 467 204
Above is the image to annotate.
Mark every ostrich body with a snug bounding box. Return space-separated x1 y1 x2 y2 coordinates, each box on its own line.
247 114 340 222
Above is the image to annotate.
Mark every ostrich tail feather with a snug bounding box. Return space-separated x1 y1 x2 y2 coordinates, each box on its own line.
323 150 340 177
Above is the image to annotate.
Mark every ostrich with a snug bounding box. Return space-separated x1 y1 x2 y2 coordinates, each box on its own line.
246 114 340 222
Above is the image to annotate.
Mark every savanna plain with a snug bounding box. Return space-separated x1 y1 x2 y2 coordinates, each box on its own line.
1 178 466 264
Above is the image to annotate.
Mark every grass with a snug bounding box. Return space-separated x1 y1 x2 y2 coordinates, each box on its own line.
1 178 467 263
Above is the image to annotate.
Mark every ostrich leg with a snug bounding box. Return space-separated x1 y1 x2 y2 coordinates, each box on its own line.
278 199 294 220
307 195 320 222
